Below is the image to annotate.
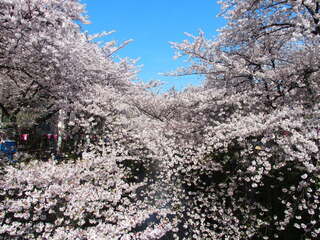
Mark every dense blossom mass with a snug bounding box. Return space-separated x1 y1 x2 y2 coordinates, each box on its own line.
0 0 319 239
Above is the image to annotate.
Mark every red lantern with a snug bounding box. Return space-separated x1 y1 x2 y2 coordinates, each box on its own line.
20 134 29 141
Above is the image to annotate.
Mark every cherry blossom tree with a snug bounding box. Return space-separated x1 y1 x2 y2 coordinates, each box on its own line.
0 0 135 134
0 1 173 239
1 0 320 239
151 0 320 239
171 0 320 109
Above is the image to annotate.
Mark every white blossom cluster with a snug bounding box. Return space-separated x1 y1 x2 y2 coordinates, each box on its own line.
0 147 173 239
132 90 319 239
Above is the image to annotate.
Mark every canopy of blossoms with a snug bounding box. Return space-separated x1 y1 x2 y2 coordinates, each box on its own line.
1 0 319 239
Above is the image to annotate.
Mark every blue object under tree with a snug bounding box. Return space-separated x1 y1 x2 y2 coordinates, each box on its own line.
0 140 16 162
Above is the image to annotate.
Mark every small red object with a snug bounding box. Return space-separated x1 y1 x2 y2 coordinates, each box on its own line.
53 134 58 141
91 135 97 140
21 134 29 141
46 133 52 140
283 131 290 136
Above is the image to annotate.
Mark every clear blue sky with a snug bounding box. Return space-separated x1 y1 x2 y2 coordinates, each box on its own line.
80 0 225 91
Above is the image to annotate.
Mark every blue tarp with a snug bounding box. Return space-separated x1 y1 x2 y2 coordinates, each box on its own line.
0 140 16 162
